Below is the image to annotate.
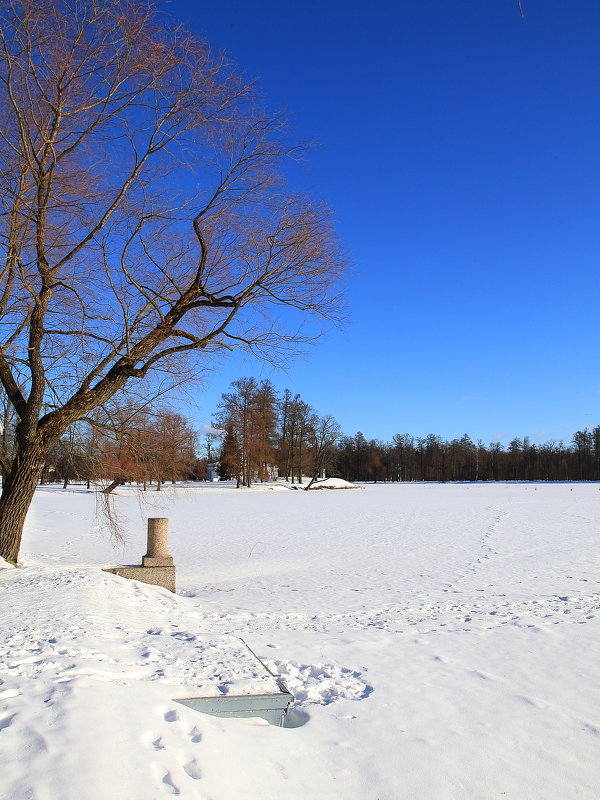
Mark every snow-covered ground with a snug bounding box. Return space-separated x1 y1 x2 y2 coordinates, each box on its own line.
1 482 599 799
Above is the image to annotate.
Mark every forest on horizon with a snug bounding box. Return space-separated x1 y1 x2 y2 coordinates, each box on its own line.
22 377 600 488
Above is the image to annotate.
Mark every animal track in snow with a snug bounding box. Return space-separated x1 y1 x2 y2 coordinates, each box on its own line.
444 507 507 590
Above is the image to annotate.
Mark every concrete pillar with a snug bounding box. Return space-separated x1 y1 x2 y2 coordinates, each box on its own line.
142 518 173 567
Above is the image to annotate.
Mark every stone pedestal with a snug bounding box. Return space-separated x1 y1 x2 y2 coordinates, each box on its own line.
142 518 174 567
104 517 176 592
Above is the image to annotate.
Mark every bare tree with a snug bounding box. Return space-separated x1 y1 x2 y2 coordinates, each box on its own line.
150 410 198 489
0 0 347 563
216 377 277 486
95 404 153 494
278 391 312 484
304 413 342 490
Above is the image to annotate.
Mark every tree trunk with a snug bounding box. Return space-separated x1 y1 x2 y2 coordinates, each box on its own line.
304 474 317 490
102 478 121 494
0 442 47 564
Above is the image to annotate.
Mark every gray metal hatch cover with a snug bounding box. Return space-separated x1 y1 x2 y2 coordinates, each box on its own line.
174 689 294 727
173 638 295 727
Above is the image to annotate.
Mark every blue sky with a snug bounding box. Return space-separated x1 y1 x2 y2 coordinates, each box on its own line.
166 0 599 445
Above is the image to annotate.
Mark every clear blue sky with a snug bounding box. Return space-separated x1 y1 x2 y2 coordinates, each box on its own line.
165 0 599 446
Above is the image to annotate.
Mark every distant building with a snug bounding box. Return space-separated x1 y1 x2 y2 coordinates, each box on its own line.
261 464 279 481
206 462 279 482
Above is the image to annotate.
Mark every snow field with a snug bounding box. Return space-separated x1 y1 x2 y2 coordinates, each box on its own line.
1 482 599 799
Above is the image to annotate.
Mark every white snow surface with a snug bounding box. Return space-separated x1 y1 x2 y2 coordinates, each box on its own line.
1 481 599 799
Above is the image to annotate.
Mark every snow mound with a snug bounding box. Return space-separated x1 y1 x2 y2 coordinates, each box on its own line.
307 477 361 490
264 659 372 705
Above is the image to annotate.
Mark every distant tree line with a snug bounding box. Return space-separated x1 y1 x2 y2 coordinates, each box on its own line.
2 377 597 489
335 429 600 483
212 377 600 484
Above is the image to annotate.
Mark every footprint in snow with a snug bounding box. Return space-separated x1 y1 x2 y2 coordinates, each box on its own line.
189 726 202 743
162 771 181 795
0 713 18 730
183 759 202 780
151 708 205 792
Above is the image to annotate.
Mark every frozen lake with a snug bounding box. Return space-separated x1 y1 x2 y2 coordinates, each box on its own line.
1 482 599 799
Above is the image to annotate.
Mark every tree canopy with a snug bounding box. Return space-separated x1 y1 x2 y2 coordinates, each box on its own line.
0 0 347 563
